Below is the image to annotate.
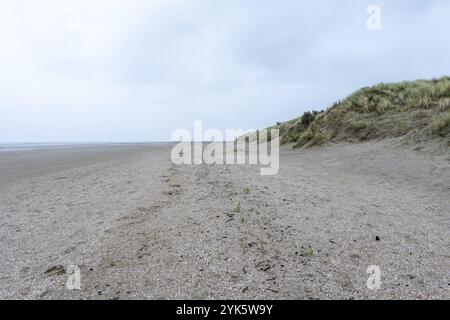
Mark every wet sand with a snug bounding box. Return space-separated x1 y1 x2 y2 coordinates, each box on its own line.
0 141 449 299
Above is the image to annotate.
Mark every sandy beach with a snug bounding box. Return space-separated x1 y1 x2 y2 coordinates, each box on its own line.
0 141 449 299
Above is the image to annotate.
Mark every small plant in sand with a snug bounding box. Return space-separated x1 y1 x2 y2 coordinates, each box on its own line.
227 191 238 197
304 245 314 257
233 202 241 213
243 187 250 194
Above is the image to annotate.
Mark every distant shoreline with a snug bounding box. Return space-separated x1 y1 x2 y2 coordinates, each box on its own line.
0 142 174 152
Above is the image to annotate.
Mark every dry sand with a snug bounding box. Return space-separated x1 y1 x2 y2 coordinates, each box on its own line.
0 141 449 299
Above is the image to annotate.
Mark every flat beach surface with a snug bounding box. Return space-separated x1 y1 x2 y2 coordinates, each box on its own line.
0 142 449 299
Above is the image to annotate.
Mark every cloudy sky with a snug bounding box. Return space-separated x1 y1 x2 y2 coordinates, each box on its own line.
0 0 449 142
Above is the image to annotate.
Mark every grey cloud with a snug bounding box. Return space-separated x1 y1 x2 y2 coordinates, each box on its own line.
0 0 449 142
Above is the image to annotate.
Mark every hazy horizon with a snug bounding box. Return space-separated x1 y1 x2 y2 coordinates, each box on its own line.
1 0 449 143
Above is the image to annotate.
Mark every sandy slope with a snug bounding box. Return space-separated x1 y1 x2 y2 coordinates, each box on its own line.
0 141 449 299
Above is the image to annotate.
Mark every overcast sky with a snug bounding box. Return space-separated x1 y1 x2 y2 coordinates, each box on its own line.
0 0 449 142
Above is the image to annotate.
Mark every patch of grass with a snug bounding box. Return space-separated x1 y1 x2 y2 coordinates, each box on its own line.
350 120 371 132
430 113 450 137
243 187 250 195
310 130 325 146
233 202 241 213
294 125 325 148
348 120 377 140
227 191 238 197
417 95 433 109
376 98 391 115
438 98 450 111
294 128 314 148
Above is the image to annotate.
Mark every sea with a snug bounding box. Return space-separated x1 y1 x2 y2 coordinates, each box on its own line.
0 142 169 152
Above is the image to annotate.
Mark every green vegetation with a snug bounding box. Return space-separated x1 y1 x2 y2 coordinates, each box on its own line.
431 112 450 137
304 245 314 257
270 110 323 145
267 77 450 147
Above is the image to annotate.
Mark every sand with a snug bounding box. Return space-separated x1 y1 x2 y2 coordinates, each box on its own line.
0 141 449 299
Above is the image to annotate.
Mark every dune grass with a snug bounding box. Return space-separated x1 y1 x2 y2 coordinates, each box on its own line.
269 77 450 147
431 112 450 137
